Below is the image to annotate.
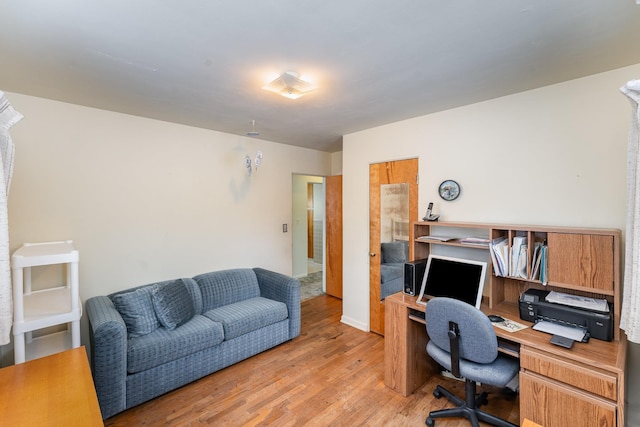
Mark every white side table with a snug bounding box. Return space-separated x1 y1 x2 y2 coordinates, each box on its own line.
11 241 81 363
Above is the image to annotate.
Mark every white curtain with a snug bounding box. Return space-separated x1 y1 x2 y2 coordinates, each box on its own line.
621 80 640 343
0 91 22 345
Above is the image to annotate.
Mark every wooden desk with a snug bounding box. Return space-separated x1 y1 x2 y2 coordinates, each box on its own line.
0 346 103 426
384 293 626 427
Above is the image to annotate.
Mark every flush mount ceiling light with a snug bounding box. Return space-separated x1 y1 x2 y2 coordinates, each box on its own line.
262 71 317 100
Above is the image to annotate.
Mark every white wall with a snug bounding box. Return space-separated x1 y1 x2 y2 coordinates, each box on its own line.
341 63 640 423
330 151 343 175
2 92 331 365
342 63 639 328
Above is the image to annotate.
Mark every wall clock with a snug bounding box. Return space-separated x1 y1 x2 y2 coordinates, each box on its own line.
438 180 460 201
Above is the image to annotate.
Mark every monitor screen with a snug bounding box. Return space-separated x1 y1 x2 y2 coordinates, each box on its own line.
416 254 487 309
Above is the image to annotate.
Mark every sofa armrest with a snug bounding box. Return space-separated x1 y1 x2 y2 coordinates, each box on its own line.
86 295 128 419
253 268 301 339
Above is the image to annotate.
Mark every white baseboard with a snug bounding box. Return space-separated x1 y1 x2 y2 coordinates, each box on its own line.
340 315 368 332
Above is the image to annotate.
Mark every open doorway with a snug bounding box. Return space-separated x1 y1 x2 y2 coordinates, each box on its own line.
292 174 325 301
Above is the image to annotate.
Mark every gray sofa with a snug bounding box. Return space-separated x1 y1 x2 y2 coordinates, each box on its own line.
380 241 408 300
86 267 300 419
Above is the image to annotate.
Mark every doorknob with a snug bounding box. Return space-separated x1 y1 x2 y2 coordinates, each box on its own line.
370 253 377 257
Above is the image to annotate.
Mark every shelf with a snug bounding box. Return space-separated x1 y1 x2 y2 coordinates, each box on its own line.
11 241 81 363
13 286 81 334
24 330 73 362
408 313 426 325
24 287 74 318
11 240 78 268
416 239 489 249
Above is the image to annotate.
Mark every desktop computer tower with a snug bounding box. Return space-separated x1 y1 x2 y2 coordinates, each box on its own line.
403 259 427 296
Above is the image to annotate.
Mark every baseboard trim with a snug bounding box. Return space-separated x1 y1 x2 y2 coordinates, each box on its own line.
340 315 368 332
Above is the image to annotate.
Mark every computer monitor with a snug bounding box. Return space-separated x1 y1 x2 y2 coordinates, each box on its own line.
416 254 487 309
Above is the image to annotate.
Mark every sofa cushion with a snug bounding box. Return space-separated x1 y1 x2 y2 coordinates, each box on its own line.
194 269 261 311
152 279 195 330
203 297 288 340
381 241 408 264
112 287 159 338
381 263 403 283
182 277 204 316
381 275 403 300
126 314 224 373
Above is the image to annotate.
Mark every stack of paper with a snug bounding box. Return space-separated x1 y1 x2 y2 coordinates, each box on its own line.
417 235 454 242
459 236 490 246
533 320 587 341
545 291 609 312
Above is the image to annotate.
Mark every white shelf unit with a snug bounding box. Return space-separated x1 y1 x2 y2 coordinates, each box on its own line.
11 241 81 363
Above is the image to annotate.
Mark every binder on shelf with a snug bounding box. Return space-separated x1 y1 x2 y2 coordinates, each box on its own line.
488 239 501 276
516 244 528 279
510 236 527 277
540 244 549 285
489 237 508 276
529 242 543 280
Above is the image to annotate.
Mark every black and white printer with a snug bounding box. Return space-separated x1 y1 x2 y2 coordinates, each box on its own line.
519 288 613 342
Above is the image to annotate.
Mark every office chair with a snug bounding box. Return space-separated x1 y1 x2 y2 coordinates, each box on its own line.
424 297 519 427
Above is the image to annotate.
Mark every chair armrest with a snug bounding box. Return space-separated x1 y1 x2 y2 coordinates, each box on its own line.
253 268 301 339
85 295 128 419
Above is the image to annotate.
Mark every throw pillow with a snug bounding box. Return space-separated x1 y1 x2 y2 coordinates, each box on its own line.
381 241 407 264
152 279 195 330
112 287 159 337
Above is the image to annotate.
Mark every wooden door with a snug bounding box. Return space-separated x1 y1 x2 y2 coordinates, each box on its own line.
307 183 314 258
325 175 343 298
369 159 418 335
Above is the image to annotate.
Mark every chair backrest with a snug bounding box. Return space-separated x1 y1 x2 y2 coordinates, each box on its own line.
425 297 498 364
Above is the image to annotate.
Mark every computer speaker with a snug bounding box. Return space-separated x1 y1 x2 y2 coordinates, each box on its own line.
403 259 427 296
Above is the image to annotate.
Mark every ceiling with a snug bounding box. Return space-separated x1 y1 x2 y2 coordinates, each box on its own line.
1 1 640 153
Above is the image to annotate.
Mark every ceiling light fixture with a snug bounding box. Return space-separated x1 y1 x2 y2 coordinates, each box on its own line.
262 71 317 100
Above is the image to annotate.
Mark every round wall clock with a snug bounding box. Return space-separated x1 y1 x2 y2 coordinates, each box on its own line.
439 180 460 201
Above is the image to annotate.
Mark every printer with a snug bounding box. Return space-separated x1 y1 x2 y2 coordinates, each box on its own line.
519 289 613 342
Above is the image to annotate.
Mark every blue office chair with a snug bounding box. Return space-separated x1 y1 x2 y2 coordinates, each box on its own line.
425 297 519 427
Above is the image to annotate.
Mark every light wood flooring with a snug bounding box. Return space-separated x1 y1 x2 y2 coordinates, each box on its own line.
104 295 519 426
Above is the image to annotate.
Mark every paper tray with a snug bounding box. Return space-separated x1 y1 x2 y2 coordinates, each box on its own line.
533 320 588 342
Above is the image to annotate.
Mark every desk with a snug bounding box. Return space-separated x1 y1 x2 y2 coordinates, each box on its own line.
0 346 103 426
384 293 626 427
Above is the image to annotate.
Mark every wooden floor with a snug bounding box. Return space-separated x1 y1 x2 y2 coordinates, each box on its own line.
104 295 519 426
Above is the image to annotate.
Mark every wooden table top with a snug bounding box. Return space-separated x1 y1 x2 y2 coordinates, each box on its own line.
386 292 626 374
0 346 103 426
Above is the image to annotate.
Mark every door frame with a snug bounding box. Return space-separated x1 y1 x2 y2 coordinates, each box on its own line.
292 175 325 279
369 158 418 335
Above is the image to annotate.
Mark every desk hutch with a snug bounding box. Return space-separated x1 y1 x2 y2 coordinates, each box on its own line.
384 221 626 427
